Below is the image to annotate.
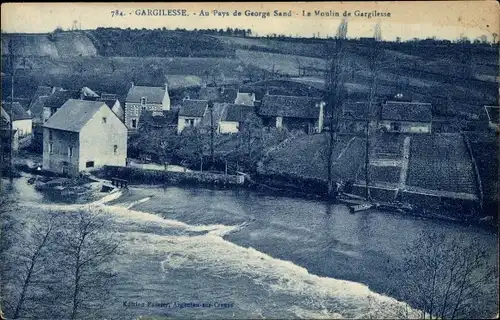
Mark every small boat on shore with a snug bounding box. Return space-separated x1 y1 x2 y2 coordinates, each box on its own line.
349 203 373 213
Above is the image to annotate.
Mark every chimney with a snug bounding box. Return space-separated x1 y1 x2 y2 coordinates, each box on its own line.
164 82 169 92
130 81 134 89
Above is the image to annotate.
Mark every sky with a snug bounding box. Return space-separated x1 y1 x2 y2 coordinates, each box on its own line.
1 2 499 41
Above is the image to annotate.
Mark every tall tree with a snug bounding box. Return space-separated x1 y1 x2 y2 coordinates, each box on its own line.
58 209 120 320
7 38 16 182
10 213 58 319
364 36 383 200
390 231 497 319
324 19 348 198
208 100 215 168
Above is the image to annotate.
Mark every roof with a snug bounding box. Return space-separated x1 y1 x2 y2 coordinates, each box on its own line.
44 90 80 110
381 101 432 122
239 86 268 101
2 102 31 121
234 92 255 106
179 99 208 117
101 99 117 109
28 95 49 120
80 87 99 98
342 102 378 121
100 93 118 100
222 104 256 122
200 103 227 127
484 106 499 124
259 95 322 119
125 86 166 104
43 99 107 132
198 87 238 103
140 110 179 128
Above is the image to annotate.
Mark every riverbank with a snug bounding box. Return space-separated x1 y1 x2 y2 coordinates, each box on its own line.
92 165 497 230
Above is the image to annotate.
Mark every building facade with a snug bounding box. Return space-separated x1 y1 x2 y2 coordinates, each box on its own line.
124 84 170 130
43 100 127 176
378 101 432 133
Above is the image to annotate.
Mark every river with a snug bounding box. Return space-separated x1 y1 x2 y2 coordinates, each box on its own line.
2 177 498 319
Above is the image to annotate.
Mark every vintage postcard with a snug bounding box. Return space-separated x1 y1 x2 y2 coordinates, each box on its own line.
0 1 498 319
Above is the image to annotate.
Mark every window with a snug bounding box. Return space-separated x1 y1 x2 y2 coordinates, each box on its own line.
140 97 147 105
102 117 107 124
68 146 73 158
185 119 195 127
85 161 94 168
49 143 53 154
49 129 53 141
113 144 118 154
132 119 137 128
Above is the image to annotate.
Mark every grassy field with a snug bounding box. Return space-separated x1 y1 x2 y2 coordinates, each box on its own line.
261 133 365 181
235 49 326 76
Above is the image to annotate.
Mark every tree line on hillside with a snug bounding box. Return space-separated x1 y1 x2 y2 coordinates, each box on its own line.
49 26 498 47
177 27 252 37
89 27 234 58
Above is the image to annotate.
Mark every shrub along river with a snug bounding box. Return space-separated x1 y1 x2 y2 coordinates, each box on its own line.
2 176 498 319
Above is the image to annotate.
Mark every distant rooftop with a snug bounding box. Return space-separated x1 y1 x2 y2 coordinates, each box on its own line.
179 99 208 118
126 85 166 104
222 104 256 122
197 87 238 104
1 101 31 121
259 94 323 119
44 90 80 110
381 101 432 123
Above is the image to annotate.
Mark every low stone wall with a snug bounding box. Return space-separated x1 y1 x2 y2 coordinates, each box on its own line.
96 166 244 186
351 184 398 202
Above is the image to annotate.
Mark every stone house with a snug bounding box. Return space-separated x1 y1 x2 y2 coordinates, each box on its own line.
378 101 432 133
42 99 127 176
258 94 325 134
124 83 171 130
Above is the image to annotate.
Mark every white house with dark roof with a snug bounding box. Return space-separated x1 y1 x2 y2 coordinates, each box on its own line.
124 83 170 130
1 102 33 137
177 99 208 134
379 101 432 133
42 99 127 176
